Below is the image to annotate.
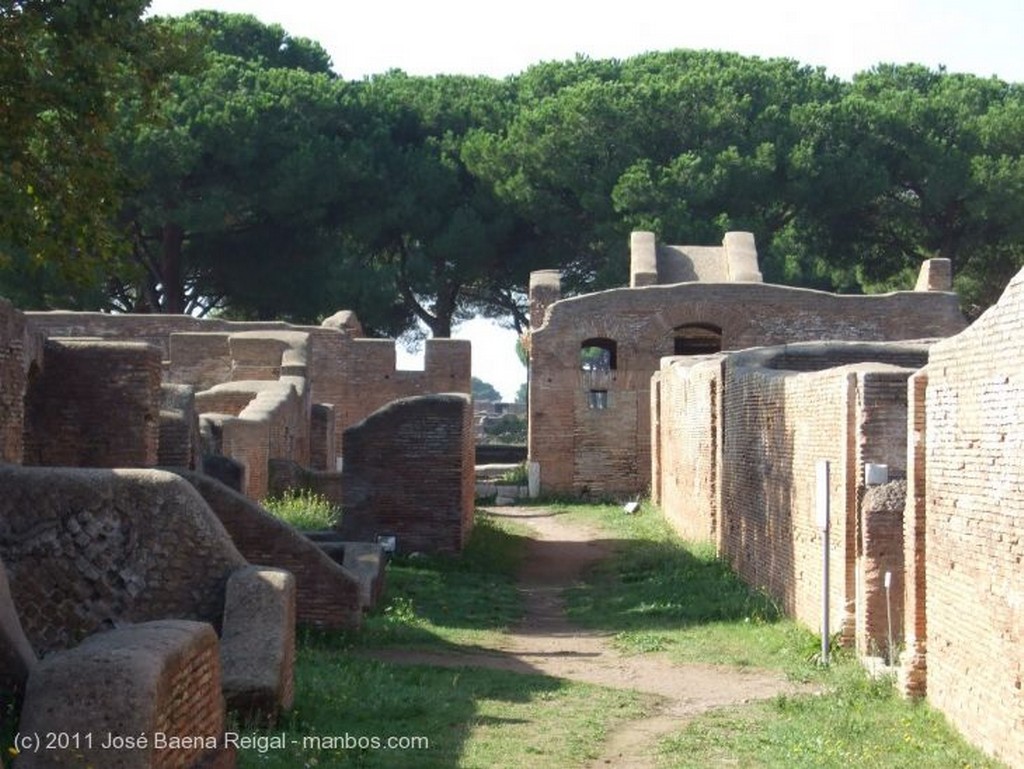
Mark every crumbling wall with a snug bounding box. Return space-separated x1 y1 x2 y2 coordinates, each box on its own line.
30 312 472 464
858 480 906 660
0 466 246 655
22 339 162 468
17 620 233 769
340 394 474 554
529 274 964 497
334 338 472 455
907 268 1024 767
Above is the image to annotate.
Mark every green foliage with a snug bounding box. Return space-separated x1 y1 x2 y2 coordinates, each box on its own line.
482 414 527 444
6 20 1024 325
0 1 195 286
471 376 502 402
515 381 528 405
261 488 339 530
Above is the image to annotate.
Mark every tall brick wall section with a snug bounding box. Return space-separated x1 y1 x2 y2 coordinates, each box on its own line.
174 470 362 629
911 268 1024 767
340 394 474 555
713 343 926 640
335 339 472 456
22 339 162 468
530 280 964 496
0 298 43 464
0 466 246 655
653 355 723 544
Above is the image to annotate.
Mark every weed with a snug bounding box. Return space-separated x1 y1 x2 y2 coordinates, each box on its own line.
261 488 340 530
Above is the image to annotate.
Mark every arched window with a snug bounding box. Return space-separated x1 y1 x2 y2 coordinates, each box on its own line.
673 324 722 356
580 338 617 371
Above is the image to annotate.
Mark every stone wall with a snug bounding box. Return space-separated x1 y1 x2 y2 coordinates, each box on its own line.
902 268 1024 766
529 264 965 496
340 393 474 554
22 339 162 468
0 466 246 654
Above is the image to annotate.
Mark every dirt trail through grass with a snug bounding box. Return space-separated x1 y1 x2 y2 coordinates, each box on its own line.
369 507 808 768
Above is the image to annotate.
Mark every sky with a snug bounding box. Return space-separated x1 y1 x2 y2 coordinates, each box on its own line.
145 0 1024 400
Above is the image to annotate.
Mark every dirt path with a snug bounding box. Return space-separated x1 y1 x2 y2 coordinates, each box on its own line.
369 506 808 768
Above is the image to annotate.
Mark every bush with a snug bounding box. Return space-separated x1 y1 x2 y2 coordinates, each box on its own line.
262 488 340 530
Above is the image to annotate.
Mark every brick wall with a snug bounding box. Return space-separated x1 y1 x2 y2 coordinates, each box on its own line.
341 394 474 554
530 279 964 496
656 342 926 643
17 620 232 769
653 356 723 543
29 312 472 464
0 298 43 464
0 466 246 655
909 268 1024 766
23 339 162 468
176 470 362 629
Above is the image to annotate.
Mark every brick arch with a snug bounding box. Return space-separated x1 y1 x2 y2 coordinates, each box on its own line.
673 323 723 356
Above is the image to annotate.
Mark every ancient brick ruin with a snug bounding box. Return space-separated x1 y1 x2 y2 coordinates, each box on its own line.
0 296 476 768
652 259 1024 766
528 231 966 497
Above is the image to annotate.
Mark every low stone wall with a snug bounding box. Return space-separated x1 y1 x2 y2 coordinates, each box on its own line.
341 394 474 554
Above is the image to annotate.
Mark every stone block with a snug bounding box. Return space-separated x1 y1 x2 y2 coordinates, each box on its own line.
17 620 233 769
220 567 296 722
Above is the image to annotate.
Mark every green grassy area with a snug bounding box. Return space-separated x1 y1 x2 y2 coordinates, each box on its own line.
235 510 651 768
659 667 1002 768
524 499 1004 768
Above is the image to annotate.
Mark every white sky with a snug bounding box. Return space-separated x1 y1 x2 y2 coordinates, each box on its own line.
145 0 1024 400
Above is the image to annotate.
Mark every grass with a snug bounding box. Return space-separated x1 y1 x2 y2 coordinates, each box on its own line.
234 509 651 768
262 489 340 530
238 648 649 768
353 512 529 649
659 668 1004 768
547 500 821 678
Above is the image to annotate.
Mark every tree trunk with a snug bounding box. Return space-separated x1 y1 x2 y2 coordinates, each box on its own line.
160 222 186 314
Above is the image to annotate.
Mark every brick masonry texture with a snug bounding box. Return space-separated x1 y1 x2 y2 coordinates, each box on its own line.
0 297 43 464
655 342 928 646
27 311 472 463
0 466 246 655
529 278 965 497
23 339 162 468
17 620 233 769
911 268 1024 767
341 394 474 554
174 470 363 629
